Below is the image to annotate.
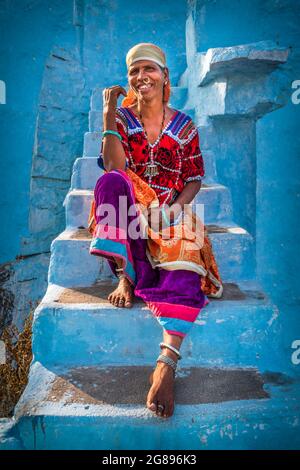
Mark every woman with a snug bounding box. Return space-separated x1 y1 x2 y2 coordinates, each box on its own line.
89 43 222 419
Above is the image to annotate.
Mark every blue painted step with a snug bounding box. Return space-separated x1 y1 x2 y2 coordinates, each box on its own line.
83 132 102 158
48 226 255 287
2 361 299 450
32 280 280 370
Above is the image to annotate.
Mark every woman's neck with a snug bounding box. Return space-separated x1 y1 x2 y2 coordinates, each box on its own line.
136 97 165 120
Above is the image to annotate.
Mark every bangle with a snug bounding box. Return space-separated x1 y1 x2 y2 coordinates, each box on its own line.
161 204 170 226
102 130 122 141
159 342 182 360
156 354 177 375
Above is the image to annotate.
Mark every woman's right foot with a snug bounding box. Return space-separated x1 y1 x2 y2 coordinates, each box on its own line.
146 362 175 418
108 276 133 308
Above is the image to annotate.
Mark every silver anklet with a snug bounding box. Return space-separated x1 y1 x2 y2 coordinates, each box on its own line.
159 342 182 360
156 354 177 376
117 273 127 280
115 267 126 280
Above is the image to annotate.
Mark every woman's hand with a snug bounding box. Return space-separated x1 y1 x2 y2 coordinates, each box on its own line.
103 85 127 114
147 204 180 232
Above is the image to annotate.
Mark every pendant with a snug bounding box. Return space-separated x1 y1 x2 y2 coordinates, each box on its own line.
144 163 159 177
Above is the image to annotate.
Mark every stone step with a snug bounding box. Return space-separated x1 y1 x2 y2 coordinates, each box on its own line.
71 157 102 190
71 154 217 191
200 149 218 184
90 87 105 112
0 420 21 450
198 41 289 87
48 225 255 287
83 132 101 158
64 184 233 229
89 110 103 132
3 361 299 450
32 280 281 370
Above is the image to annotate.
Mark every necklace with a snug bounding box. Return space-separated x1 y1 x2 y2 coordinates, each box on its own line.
138 105 166 178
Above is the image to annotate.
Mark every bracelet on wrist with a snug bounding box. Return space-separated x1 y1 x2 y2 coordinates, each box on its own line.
102 130 122 141
161 204 170 227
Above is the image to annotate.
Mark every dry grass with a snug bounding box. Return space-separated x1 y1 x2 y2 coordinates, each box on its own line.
0 313 33 417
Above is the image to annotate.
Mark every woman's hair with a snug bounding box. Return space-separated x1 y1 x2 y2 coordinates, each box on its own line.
121 65 171 108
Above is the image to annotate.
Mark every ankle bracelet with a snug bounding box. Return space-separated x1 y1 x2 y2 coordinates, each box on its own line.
159 342 182 360
156 354 177 376
117 273 127 281
115 267 126 280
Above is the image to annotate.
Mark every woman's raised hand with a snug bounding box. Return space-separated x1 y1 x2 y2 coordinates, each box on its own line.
102 85 127 113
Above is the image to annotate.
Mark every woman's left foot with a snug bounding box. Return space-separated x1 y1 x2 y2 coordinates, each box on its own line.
146 362 175 418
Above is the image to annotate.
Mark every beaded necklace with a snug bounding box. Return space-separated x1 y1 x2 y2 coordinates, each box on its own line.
138 105 166 177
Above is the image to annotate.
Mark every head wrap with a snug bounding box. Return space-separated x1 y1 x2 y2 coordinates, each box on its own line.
122 42 170 107
126 42 166 69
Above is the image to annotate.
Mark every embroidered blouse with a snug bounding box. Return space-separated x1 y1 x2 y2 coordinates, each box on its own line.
98 106 205 205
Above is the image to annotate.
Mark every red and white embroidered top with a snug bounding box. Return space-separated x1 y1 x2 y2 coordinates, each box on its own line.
98 106 205 205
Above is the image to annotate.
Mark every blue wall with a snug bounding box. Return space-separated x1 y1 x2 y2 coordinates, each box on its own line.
0 0 187 265
0 0 76 263
0 0 188 329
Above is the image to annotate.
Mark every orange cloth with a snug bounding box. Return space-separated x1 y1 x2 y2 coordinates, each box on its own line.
89 168 223 298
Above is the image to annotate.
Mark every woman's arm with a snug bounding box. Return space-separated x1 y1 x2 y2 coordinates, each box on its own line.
168 180 202 222
148 181 202 231
102 108 127 171
102 85 127 172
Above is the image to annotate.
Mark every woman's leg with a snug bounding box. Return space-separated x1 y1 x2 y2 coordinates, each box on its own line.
91 171 207 417
91 170 141 307
137 270 208 419
147 332 183 418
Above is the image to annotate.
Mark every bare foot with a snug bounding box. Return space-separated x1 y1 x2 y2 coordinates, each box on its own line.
146 362 175 418
108 276 133 308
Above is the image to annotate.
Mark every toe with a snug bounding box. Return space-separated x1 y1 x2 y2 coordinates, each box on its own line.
149 402 156 412
165 401 175 418
125 300 132 308
146 396 157 413
124 292 133 308
162 403 171 418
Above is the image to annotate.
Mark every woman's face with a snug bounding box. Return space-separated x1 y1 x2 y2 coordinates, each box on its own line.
127 60 168 101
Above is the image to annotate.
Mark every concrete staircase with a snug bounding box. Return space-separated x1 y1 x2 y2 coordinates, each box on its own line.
1 46 300 450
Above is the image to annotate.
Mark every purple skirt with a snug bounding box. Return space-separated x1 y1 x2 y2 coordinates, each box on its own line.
90 170 209 338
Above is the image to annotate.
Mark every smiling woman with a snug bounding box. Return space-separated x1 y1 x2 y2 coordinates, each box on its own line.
89 42 223 419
